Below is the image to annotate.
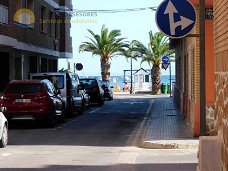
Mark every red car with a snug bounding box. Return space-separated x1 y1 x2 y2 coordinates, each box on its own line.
0 80 64 127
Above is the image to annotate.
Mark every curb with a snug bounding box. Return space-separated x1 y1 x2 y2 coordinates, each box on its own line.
141 139 199 149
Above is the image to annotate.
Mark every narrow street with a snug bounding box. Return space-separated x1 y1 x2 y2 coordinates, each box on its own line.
0 94 197 171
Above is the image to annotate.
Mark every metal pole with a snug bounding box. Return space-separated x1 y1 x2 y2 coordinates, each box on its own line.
200 0 206 136
169 62 172 97
130 57 133 94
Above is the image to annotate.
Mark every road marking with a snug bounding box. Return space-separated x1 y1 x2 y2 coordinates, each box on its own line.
89 108 101 114
146 99 154 114
2 153 11 157
123 102 143 105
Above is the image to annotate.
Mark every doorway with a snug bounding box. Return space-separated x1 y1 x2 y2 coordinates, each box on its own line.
0 52 9 92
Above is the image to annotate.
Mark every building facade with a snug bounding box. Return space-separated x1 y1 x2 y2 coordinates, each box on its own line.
172 0 214 136
0 0 72 92
197 1 228 171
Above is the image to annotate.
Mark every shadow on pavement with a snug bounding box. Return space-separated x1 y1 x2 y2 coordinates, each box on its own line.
0 163 197 171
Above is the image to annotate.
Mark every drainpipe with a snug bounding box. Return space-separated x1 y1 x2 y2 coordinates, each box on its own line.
200 0 206 136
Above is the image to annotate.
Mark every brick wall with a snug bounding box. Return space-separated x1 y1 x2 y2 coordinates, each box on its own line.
214 0 228 170
0 0 72 54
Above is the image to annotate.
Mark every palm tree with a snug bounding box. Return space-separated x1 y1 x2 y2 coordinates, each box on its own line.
130 31 174 95
79 25 129 81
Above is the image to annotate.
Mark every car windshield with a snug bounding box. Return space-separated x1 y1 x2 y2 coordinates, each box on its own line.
5 84 42 94
100 81 109 87
80 79 98 89
32 75 64 89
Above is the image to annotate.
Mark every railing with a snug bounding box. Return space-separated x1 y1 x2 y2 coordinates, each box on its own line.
0 5 8 24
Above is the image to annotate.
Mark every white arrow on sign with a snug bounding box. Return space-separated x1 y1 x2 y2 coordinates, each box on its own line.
162 56 169 63
164 0 194 36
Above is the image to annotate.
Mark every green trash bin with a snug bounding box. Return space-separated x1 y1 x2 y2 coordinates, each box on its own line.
161 83 168 94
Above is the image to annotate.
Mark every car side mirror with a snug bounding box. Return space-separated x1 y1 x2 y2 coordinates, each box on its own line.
55 89 61 95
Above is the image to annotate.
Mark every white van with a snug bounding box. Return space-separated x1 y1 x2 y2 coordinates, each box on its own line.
29 72 84 115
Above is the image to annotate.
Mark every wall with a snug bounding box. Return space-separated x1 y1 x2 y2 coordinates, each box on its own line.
173 1 214 136
214 0 228 170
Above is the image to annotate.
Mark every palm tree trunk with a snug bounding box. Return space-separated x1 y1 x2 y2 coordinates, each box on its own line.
101 57 111 81
151 64 161 95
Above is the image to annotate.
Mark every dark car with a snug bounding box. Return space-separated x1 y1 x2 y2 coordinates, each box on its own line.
79 78 104 105
72 74 90 110
0 80 64 127
80 85 90 109
100 81 114 100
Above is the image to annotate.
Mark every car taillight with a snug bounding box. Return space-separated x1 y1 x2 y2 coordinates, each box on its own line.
92 88 98 92
0 96 10 103
0 96 3 105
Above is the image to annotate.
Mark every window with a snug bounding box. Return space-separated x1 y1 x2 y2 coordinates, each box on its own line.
32 75 64 89
27 0 34 12
40 6 46 32
49 11 55 36
6 84 41 94
191 48 195 100
55 14 60 38
29 56 38 73
44 82 53 95
26 0 34 28
41 58 47 72
0 5 8 24
145 75 150 83
16 0 23 10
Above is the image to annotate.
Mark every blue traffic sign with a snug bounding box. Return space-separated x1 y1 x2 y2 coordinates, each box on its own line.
156 0 196 39
162 56 170 64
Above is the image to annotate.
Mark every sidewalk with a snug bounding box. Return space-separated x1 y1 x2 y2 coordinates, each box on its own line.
140 96 199 149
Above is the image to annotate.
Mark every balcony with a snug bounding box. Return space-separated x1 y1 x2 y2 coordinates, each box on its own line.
0 5 8 24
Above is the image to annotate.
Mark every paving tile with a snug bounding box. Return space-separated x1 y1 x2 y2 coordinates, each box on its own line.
142 97 199 149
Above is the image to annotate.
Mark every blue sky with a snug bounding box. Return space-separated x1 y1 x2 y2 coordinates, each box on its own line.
58 0 175 76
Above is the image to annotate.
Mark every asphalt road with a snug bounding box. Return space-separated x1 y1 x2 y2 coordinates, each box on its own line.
0 94 198 171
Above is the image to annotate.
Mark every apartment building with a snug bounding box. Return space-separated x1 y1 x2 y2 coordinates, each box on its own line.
172 0 214 136
0 0 73 91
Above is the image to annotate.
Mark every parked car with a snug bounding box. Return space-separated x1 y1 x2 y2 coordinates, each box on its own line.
100 81 114 100
0 108 8 148
29 72 84 116
72 74 90 110
79 83 90 109
80 78 104 105
0 80 64 127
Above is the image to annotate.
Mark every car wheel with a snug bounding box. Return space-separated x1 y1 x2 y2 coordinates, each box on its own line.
66 103 73 117
47 108 56 128
0 124 8 148
98 97 104 106
108 95 113 101
78 103 85 115
59 106 65 123
86 102 91 109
